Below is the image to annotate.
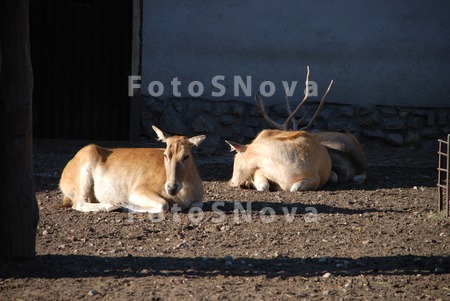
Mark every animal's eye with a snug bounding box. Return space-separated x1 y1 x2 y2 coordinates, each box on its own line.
163 153 168 159
183 155 189 161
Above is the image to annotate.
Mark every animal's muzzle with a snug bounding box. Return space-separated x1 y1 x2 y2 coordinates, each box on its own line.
166 183 180 196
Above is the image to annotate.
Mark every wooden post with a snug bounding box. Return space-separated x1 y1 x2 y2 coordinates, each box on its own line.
0 0 39 260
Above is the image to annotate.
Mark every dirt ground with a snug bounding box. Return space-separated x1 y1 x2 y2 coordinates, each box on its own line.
1 138 450 300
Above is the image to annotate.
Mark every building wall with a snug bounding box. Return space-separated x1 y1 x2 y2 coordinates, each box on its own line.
141 0 450 107
139 1 450 150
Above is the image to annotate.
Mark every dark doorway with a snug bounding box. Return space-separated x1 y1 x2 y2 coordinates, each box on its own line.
30 0 132 140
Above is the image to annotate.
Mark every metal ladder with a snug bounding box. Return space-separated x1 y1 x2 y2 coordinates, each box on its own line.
437 134 450 217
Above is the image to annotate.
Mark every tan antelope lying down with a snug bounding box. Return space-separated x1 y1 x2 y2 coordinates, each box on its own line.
226 130 332 192
59 126 205 213
254 66 368 184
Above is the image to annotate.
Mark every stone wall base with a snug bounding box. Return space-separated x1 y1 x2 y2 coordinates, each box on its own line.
142 97 450 155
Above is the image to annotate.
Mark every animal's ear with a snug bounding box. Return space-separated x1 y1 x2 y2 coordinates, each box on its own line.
152 125 170 143
189 135 206 147
225 140 247 153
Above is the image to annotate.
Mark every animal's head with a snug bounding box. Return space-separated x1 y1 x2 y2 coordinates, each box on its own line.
225 140 254 189
152 126 205 196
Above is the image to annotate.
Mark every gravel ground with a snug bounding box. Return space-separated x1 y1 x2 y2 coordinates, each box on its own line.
1 138 449 300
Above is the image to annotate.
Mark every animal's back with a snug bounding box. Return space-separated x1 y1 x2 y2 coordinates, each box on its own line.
254 130 321 163
92 147 166 205
254 129 312 142
59 145 167 206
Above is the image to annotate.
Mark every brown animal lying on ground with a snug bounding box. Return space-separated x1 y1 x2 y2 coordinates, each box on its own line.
59 126 205 213
226 129 332 191
248 66 367 188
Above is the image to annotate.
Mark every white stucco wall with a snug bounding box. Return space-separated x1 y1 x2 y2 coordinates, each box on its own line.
141 0 450 107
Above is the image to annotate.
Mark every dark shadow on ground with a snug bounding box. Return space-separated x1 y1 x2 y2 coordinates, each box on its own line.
2 254 448 280
200 201 403 216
